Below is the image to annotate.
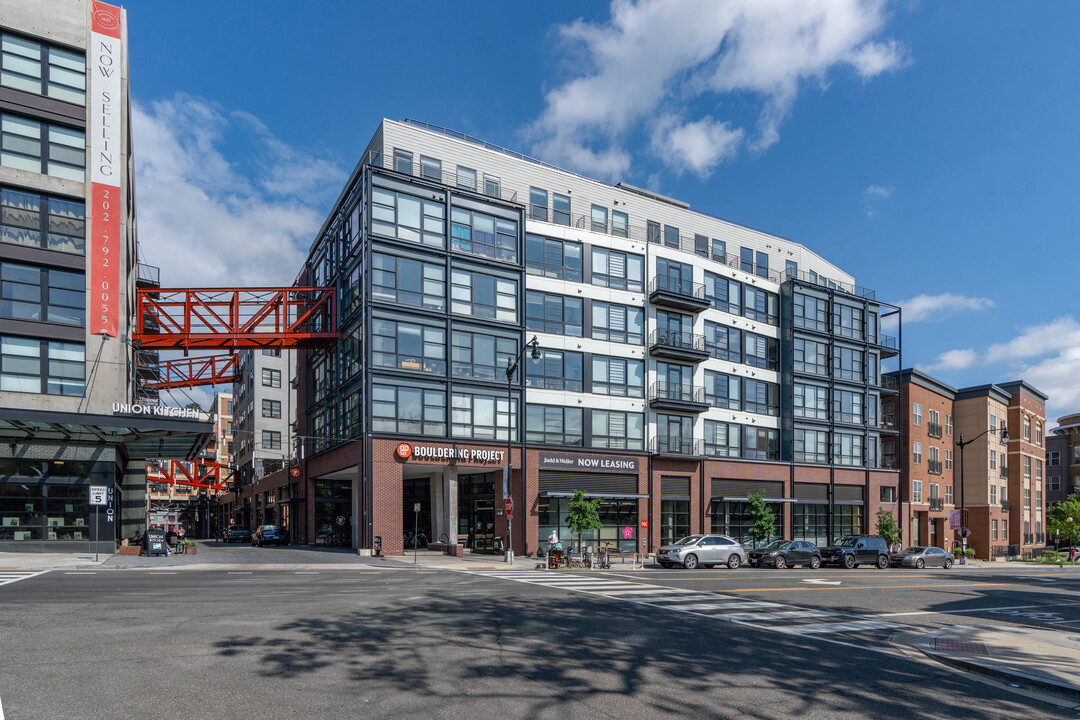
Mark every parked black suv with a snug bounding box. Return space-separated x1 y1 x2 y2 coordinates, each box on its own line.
821 536 890 569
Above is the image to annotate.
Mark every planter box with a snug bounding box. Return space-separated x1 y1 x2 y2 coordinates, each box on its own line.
117 545 140 556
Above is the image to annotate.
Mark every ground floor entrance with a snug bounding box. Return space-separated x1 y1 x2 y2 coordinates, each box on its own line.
458 473 497 553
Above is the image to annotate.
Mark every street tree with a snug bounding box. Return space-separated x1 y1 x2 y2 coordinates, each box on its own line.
875 508 902 548
566 489 601 554
745 491 776 548
184 402 203 412
1048 492 1080 546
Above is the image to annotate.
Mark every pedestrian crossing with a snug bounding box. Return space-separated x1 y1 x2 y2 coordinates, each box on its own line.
0 570 48 588
466 569 907 643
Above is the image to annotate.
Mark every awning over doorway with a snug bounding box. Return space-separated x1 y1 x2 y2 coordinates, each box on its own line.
540 491 648 500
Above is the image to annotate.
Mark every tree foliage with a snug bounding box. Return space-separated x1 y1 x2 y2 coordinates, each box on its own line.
875 508 902 547
183 402 204 412
745 491 776 547
1048 492 1080 546
566 489 602 552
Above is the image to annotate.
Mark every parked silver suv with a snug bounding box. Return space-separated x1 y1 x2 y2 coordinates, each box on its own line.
656 534 746 570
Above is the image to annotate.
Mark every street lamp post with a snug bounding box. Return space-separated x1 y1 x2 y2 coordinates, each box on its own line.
504 335 541 565
956 424 1008 564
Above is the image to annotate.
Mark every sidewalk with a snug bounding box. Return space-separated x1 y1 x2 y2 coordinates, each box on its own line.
916 625 1080 701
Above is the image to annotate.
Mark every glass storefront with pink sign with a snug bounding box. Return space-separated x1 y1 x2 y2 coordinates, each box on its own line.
537 496 638 554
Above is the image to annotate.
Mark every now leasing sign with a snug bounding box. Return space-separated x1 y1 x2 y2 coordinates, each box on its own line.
537 452 639 473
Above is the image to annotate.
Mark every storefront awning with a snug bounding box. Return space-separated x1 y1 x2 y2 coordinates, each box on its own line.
541 491 649 500
711 496 799 503
0 407 212 461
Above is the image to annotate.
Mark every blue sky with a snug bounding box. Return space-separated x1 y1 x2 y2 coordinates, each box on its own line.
123 1 1080 421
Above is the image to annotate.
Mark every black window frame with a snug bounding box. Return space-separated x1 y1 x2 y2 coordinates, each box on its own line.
526 291 583 336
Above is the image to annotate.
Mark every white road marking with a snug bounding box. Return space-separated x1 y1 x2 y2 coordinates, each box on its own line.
802 579 841 585
874 601 1080 617
64 572 96 575
0 570 48 587
294 571 320 574
227 571 253 575
1 689 5 720
784 620 902 634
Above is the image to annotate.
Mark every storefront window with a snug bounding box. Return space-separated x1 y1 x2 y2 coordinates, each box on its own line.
538 497 638 553
0 477 109 544
660 500 689 546
710 500 782 546
793 503 827 547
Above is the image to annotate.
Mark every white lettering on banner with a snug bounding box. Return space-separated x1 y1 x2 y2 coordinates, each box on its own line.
406 445 505 463
112 403 201 419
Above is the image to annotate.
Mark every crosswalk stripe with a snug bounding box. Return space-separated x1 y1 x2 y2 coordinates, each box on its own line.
715 610 837 622
783 620 901 634
0 570 48 587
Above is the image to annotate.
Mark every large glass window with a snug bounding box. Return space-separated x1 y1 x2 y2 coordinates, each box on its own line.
705 371 740 410
553 193 571 226
744 332 778 370
591 205 608 233
1 188 84 254
704 272 741 315
591 410 644 450
371 187 445 247
835 505 863 537
833 304 863 340
663 225 680 248
704 420 740 458
591 355 644 397
451 208 517 262
743 286 778 325
833 347 864 382
833 433 864 467
451 331 515 381
1 33 86 105
711 500 783 544
591 302 644 344
743 427 779 460
456 166 476 190
657 258 692 295
794 293 828 332
372 319 446 373
794 383 828 420
526 405 583 446
0 336 83 395
262 399 281 418
526 234 582 281
661 500 690 547
592 248 644 292
743 378 779 416
373 385 447 436
705 321 741 362
539 497 638 553
451 269 517 322
261 368 282 387
262 430 281 450
740 247 754 273
393 149 412 174
794 338 828 376
527 349 583 392
833 389 864 424
529 187 548 221
793 504 827 546
794 428 830 464
526 291 583 336
419 156 441 181
372 254 445 311
451 392 517 441
2 113 85 181
612 210 628 238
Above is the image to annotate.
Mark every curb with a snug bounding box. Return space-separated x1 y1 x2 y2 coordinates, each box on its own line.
914 626 1080 702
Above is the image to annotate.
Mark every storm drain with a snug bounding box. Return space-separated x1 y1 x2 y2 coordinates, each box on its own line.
933 639 988 655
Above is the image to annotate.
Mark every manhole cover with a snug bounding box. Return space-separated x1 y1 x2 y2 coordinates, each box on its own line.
933 639 988 655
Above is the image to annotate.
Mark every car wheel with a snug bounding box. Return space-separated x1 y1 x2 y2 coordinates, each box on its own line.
659 562 673 569
943 558 953 569
809 556 821 569
727 554 741 570
843 554 856 569
774 556 787 569
877 555 889 569
915 558 925 569
683 554 699 570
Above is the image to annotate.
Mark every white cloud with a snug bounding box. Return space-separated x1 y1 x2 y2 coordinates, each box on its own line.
133 94 345 288
895 293 996 323
985 317 1080 364
864 184 892 198
529 0 905 178
1017 345 1080 420
920 348 978 372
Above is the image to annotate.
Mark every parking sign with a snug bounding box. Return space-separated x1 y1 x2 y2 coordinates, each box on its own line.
89 486 108 505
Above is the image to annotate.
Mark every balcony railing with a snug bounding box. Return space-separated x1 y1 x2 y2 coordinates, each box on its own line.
1024 533 1034 546
881 455 898 470
928 459 943 475
1036 532 1045 544
137 263 160 286
881 415 897 430
651 436 705 456
649 382 706 405
1000 465 1008 478
648 276 709 311
928 422 942 439
929 498 944 511
648 329 707 358
879 375 900 391
1000 500 1010 512
878 334 898 350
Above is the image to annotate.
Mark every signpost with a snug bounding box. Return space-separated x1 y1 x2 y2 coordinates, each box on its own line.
413 502 421 564
89 485 107 562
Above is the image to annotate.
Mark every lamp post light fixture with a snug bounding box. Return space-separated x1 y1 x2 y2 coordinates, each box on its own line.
503 335 541 565
956 424 1008 564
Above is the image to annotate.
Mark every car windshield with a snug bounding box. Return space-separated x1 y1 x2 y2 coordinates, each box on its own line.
903 547 926 554
835 537 858 547
674 536 703 545
263 526 281 531
764 541 790 550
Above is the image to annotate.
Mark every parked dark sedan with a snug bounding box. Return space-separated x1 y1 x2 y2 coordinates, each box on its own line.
747 540 822 569
222 526 251 543
252 524 288 547
889 546 953 569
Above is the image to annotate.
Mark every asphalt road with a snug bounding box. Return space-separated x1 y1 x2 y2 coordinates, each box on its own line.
1 556 1078 719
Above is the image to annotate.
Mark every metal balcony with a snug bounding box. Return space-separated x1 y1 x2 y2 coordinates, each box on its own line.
648 276 710 312
928 422 942 439
928 459 943 475
1000 500 1010 512
649 382 709 413
929 498 944 511
650 436 705 457
1000 465 1008 478
648 329 709 361
881 455 898 470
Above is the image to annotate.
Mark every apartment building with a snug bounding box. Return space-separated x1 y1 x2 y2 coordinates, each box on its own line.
999 381 1048 554
0 0 209 552
1047 412 1080 508
289 119 901 556
883 370 956 550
